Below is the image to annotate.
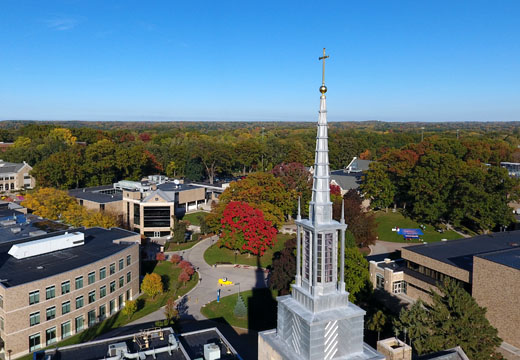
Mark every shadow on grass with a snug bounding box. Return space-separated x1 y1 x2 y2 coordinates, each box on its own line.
247 255 277 332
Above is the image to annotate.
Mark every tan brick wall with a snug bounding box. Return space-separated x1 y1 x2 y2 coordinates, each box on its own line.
178 187 205 204
258 331 284 360
1 243 140 359
472 257 520 348
401 248 470 283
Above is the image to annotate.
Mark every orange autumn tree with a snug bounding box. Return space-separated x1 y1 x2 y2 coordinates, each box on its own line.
219 201 277 256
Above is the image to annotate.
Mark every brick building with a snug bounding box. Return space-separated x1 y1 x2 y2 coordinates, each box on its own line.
0 226 140 359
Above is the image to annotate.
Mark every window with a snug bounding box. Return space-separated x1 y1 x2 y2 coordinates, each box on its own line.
62 301 71 315
118 294 124 310
127 255 131 266
61 321 71 339
61 280 70 295
324 233 333 282
30 312 40 326
0 316 4 331
143 206 170 227
99 267 106 280
74 295 84 309
119 259 124 271
0 294 3 308
45 286 55 300
110 281 116 293
46 327 57 346
46 306 56 321
88 271 95 285
376 274 384 289
119 276 124 288
109 263 116 275
100 286 106 298
110 299 116 314
126 289 131 301
133 204 140 225
75 276 83 290
304 231 310 280
393 281 407 294
99 305 106 320
75 316 84 332
88 290 96 304
88 310 96 326
126 271 131 283
29 333 41 352
29 290 40 305
100 204 105 211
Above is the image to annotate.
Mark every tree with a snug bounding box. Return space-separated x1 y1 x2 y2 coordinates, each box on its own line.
233 294 247 318
178 270 191 287
173 221 187 243
361 162 396 211
164 298 179 324
395 279 502 359
166 161 176 178
141 273 164 299
344 247 370 303
170 254 182 265
122 300 137 319
269 237 296 295
199 214 211 235
272 162 312 216
367 310 386 341
194 136 232 184
219 201 278 256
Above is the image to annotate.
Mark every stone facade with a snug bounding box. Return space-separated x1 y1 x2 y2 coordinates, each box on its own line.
472 256 520 349
0 233 140 359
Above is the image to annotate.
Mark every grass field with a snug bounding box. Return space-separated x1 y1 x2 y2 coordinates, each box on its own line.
375 211 462 243
203 233 293 268
179 211 207 226
20 261 198 360
165 238 203 251
200 288 277 331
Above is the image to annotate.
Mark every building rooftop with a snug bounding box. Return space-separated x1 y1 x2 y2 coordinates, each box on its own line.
330 170 363 190
476 247 520 270
0 227 138 287
69 185 123 204
417 346 469 360
403 230 520 272
37 327 240 360
0 160 26 173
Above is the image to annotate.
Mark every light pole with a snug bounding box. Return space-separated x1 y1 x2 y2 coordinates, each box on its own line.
236 282 241 297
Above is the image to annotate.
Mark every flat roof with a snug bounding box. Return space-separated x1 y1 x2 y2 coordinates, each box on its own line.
0 210 70 244
0 227 138 287
39 327 240 360
476 247 520 270
69 185 123 204
403 231 520 272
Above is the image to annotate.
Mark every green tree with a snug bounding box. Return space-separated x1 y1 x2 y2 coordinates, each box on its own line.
367 310 386 341
122 300 137 320
395 279 502 359
166 161 176 178
194 136 232 184
233 295 247 318
269 237 296 295
173 221 187 243
361 162 396 211
343 247 370 303
141 273 164 299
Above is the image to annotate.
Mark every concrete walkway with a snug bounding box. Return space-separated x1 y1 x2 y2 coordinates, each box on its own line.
125 236 268 326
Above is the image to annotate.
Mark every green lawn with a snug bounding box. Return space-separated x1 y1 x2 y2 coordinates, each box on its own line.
200 288 277 331
20 261 198 360
203 233 293 268
179 211 208 226
375 211 462 243
165 238 203 251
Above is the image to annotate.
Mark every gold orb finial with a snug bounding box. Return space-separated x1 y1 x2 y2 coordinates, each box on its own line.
320 85 327 94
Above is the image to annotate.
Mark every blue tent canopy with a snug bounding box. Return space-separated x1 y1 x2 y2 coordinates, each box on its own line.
397 228 424 238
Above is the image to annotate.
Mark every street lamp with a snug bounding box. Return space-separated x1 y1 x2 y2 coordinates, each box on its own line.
234 250 238 264
235 282 241 297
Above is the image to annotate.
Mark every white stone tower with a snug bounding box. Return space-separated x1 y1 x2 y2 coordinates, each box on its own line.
258 49 384 360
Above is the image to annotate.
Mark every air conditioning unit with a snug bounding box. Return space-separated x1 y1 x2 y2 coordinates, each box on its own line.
108 342 128 357
203 343 221 360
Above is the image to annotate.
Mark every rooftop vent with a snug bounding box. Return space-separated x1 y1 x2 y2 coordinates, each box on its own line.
8 232 85 259
36 265 44 270
203 343 221 360
509 242 519 247
108 342 128 357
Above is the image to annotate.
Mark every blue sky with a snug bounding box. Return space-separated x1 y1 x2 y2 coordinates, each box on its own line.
1 1 519 122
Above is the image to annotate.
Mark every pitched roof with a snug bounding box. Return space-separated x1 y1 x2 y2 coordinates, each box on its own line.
0 160 28 174
330 170 363 191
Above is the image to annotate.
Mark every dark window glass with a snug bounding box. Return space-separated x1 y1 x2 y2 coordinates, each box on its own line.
143 206 170 227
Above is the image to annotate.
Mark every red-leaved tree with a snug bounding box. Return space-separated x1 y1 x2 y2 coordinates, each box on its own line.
170 254 181 265
219 201 277 256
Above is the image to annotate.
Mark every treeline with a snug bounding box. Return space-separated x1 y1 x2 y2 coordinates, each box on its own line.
1 123 520 190
362 137 519 232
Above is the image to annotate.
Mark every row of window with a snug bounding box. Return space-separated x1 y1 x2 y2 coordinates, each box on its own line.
0 176 15 181
28 273 131 327
28 256 131 305
28 291 129 352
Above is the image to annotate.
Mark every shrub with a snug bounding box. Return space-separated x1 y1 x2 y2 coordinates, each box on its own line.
156 252 166 261
170 254 182 265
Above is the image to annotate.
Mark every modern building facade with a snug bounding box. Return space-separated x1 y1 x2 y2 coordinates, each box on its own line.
0 160 35 192
258 50 383 360
0 226 140 359
369 231 520 352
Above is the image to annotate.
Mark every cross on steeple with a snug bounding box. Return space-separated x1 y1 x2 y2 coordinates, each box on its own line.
319 48 329 86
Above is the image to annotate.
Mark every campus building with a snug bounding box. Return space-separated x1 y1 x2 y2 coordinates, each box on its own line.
0 160 35 192
369 231 520 353
69 176 207 238
0 225 140 359
258 50 384 360
34 326 240 360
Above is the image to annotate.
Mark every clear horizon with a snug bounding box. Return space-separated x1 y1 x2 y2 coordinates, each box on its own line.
1 1 519 122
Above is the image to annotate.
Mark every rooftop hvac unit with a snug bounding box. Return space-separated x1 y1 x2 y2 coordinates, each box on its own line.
8 232 85 259
203 343 221 360
108 342 128 357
